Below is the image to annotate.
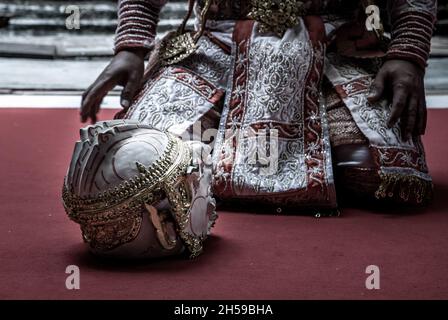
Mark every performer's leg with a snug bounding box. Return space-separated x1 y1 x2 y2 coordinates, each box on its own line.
324 81 380 202
325 77 433 205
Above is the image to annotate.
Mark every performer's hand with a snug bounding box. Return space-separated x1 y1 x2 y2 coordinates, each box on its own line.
368 59 427 139
80 49 146 123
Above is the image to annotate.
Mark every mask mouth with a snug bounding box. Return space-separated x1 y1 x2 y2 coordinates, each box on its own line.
145 198 179 251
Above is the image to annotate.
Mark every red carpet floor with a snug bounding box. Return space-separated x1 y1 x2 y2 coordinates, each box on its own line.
0 108 447 300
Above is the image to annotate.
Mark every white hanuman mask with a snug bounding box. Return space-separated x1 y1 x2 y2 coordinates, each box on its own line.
62 120 217 259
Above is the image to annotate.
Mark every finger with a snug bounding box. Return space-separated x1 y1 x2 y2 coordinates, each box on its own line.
417 88 427 135
80 94 94 123
80 81 101 121
368 69 387 102
80 79 101 120
80 92 100 123
417 101 427 136
80 93 90 122
404 95 418 140
80 65 121 113
80 81 95 104
388 85 407 128
81 76 118 122
82 91 106 123
399 98 408 136
120 74 141 109
89 97 103 124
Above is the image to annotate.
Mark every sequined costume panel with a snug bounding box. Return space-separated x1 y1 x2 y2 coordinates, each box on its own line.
117 0 435 208
124 36 231 140
211 18 336 208
323 79 368 147
123 18 337 209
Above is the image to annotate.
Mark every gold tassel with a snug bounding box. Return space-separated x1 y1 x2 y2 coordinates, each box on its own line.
375 172 433 204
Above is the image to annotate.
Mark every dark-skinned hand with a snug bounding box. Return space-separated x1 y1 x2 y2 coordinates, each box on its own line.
368 59 427 140
80 48 147 123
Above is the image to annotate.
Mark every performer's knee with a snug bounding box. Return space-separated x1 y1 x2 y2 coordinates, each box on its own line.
333 144 381 202
333 144 433 205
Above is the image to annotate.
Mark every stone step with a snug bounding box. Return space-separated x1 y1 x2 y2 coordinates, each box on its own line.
1 1 447 37
5 18 193 34
1 1 189 34
0 1 188 20
0 2 117 20
2 1 447 35
431 36 448 56
436 20 448 36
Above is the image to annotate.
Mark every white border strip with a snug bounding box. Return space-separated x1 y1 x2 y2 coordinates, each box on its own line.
0 94 447 109
0 95 120 109
426 95 448 109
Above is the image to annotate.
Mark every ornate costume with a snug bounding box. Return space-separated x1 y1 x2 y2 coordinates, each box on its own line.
63 0 437 258
63 0 437 259
62 120 217 258
113 0 436 212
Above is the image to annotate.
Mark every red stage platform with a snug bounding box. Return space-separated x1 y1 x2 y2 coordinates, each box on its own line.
0 108 447 299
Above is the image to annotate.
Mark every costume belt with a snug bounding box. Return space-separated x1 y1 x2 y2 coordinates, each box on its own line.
159 0 307 65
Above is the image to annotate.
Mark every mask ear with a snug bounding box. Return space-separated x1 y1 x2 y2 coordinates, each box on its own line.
145 204 178 250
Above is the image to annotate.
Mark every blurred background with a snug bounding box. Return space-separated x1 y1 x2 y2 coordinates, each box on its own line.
0 0 447 108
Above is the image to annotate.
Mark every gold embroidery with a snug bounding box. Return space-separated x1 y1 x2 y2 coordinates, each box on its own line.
327 103 368 147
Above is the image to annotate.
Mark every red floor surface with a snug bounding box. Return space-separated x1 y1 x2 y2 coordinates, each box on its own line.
0 108 447 300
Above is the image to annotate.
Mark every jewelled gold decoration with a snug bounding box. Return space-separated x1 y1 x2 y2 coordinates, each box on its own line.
160 32 198 66
247 0 305 36
62 133 206 258
160 0 212 66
